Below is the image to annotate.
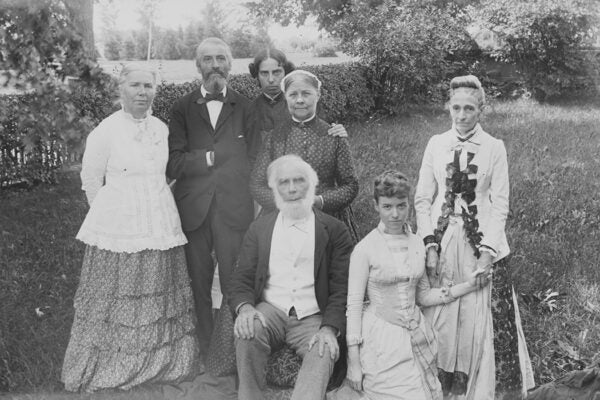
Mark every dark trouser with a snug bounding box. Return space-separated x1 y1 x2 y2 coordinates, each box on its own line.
184 202 246 357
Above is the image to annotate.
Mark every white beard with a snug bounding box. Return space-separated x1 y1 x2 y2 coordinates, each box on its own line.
274 188 315 220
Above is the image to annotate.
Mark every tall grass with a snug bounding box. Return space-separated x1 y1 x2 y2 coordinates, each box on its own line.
0 98 598 395
349 98 600 385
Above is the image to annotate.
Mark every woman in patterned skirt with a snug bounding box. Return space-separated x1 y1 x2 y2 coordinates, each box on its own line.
61 64 199 392
414 75 535 399
249 69 359 242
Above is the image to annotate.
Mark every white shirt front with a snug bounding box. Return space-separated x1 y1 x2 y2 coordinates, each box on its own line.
200 85 227 129
263 211 320 319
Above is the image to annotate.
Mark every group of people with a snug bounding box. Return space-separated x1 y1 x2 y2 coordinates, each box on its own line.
61 37 534 400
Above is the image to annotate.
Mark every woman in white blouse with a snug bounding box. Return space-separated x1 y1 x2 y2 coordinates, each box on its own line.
61 64 199 392
343 171 488 400
414 75 534 399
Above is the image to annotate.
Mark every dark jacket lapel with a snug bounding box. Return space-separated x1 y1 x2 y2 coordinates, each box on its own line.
214 87 236 134
192 90 213 133
257 211 278 287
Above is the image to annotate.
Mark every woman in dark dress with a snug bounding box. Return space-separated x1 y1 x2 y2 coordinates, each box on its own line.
250 69 359 241
247 48 347 145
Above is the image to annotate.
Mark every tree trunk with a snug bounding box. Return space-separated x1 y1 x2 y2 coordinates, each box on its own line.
64 0 95 60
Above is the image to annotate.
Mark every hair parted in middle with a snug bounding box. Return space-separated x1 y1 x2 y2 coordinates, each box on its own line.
373 170 411 202
280 70 322 93
248 48 296 79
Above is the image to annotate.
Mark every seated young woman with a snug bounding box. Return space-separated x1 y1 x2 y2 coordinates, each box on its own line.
343 170 490 400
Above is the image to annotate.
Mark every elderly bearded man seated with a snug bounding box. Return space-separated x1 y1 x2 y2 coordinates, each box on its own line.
228 154 353 400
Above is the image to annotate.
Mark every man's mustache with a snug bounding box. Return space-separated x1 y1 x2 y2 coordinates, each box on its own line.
206 70 227 79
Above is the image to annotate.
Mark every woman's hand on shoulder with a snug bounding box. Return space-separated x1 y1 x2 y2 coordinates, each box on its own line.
327 123 348 138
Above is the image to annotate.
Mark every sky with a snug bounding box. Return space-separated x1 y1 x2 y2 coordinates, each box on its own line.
93 0 322 44
95 0 238 30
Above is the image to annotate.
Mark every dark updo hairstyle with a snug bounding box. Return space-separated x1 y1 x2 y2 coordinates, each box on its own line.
373 170 411 202
248 48 295 79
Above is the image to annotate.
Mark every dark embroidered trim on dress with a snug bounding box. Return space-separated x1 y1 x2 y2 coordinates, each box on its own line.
439 368 469 395
433 148 483 257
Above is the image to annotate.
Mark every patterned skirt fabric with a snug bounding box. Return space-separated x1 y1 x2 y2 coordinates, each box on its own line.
61 245 199 392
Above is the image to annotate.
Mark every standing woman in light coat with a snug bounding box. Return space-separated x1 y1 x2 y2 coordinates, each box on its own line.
414 75 534 399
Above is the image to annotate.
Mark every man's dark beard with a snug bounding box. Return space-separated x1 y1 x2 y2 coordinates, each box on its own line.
203 70 227 93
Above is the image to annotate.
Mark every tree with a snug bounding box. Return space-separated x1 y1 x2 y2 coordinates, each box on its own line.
138 0 161 60
202 0 224 38
333 0 475 112
183 21 202 59
104 34 122 60
64 0 95 59
155 29 183 60
472 0 600 100
0 0 104 184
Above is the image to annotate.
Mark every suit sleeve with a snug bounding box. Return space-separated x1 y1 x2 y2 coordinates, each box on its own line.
166 99 211 180
479 139 509 253
249 134 276 209
321 137 359 213
228 222 261 312
321 221 353 336
414 137 437 239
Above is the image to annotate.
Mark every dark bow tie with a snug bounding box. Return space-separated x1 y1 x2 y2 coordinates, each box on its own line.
204 92 225 102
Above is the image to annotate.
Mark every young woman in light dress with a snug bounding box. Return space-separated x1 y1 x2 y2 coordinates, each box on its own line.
344 170 489 400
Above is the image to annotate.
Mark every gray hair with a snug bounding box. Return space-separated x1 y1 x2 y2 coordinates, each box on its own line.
280 69 322 93
117 63 158 87
267 154 318 190
195 37 233 64
448 74 486 108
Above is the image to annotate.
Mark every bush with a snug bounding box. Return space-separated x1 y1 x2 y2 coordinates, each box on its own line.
1 62 375 188
154 63 373 125
312 43 338 58
335 1 478 114
474 0 600 101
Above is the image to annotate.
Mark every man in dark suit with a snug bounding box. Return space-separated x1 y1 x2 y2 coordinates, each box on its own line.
229 154 353 400
167 37 259 360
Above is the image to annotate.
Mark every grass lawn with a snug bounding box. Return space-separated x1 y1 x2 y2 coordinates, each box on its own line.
1 98 599 397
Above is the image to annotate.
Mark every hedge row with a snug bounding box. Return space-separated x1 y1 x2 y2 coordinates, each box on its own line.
1 62 374 187
152 62 374 124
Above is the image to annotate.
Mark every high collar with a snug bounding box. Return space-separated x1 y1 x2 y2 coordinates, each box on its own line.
291 113 317 127
262 91 283 104
451 123 483 144
120 106 151 121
